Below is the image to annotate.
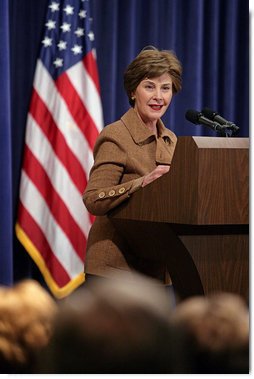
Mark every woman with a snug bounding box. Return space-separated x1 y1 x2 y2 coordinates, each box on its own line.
83 46 182 283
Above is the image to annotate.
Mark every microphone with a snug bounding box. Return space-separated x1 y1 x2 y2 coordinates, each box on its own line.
185 109 223 132
202 107 239 133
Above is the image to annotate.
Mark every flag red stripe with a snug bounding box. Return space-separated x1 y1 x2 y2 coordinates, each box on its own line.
83 51 101 93
29 89 88 193
23 146 87 259
17 1 103 297
18 203 71 287
55 72 99 150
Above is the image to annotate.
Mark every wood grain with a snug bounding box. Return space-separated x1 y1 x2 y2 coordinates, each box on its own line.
110 137 249 302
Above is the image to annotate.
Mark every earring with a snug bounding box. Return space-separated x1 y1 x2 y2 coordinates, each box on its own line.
131 96 135 100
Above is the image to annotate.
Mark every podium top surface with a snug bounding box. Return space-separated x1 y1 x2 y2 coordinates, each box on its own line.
190 136 249 149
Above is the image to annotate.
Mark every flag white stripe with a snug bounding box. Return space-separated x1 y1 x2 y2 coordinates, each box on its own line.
26 114 92 237
33 59 94 175
67 60 103 132
20 171 84 277
17 0 104 296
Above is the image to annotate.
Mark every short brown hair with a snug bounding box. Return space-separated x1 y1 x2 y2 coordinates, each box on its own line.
124 47 182 106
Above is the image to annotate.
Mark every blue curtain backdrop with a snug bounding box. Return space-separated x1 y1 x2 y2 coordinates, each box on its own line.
0 0 13 285
1 0 249 287
91 0 249 135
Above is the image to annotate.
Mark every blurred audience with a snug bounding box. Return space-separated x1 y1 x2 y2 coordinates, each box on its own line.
0 279 57 373
36 271 191 374
1 275 248 374
169 292 249 373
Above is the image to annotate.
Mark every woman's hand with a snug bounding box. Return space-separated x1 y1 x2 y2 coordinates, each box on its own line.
142 165 170 187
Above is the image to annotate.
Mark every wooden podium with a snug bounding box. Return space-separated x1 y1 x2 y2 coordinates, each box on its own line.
109 137 249 303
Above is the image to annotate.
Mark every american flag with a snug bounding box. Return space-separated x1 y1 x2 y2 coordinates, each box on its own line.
15 0 103 298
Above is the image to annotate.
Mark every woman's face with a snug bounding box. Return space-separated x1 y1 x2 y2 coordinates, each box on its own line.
132 73 173 126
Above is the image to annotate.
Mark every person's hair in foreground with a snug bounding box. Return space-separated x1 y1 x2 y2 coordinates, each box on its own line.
169 292 249 373
0 279 57 373
36 272 191 374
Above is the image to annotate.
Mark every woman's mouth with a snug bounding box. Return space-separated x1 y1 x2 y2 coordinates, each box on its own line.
149 105 163 111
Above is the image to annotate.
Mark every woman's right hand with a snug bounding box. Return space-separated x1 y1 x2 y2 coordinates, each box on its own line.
142 165 170 187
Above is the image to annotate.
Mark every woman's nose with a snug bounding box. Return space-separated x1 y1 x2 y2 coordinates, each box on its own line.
153 88 162 100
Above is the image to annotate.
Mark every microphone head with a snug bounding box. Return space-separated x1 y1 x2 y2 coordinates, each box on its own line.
185 109 201 124
202 107 218 120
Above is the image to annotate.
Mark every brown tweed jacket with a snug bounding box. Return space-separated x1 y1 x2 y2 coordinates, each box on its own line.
83 108 177 283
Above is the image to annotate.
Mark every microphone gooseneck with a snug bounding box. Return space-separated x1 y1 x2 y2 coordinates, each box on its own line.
202 107 240 133
185 109 223 131
185 108 240 136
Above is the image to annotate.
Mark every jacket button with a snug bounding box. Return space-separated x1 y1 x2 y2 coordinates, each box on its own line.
119 187 125 194
98 191 106 198
109 189 116 196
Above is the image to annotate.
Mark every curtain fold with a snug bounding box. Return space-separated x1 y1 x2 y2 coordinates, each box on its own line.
0 0 13 285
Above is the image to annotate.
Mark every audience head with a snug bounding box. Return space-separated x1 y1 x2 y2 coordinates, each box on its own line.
0 279 57 373
37 271 190 374
169 292 249 373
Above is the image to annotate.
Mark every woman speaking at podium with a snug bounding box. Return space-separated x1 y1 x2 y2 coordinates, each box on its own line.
83 46 182 284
